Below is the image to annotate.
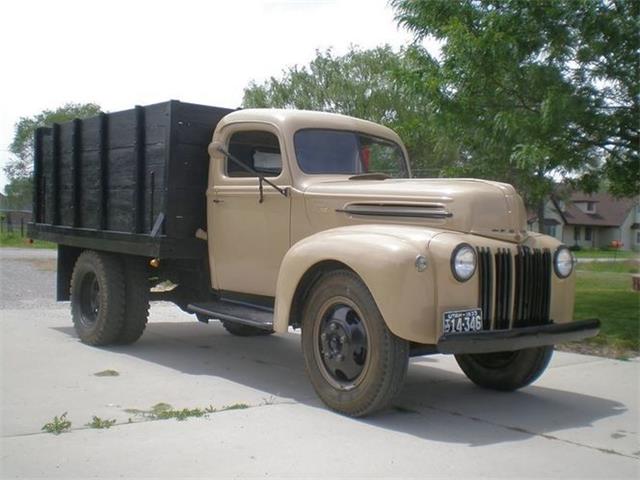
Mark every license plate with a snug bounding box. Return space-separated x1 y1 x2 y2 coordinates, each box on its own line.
443 308 483 334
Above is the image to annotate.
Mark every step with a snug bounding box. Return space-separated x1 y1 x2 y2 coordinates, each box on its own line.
187 299 274 331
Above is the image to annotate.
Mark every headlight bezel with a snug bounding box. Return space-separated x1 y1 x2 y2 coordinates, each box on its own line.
450 243 477 282
553 245 575 279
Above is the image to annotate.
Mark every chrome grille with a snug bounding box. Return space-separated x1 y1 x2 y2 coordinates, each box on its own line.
477 246 552 330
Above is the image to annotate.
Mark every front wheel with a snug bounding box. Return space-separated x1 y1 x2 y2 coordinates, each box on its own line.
301 269 409 417
455 346 554 391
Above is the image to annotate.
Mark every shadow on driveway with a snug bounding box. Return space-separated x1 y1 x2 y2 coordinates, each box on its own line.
53 319 626 448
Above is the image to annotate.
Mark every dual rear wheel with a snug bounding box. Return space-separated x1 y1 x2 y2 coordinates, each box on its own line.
71 250 149 346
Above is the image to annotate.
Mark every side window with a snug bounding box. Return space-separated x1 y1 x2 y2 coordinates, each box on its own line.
227 130 282 178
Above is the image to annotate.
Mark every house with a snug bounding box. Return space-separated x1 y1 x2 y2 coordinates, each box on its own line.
529 191 640 251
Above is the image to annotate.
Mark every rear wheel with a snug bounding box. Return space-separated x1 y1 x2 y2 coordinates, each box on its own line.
70 251 126 346
455 346 553 391
301 269 409 417
116 257 150 344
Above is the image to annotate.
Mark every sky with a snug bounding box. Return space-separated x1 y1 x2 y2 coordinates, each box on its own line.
0 0 427 192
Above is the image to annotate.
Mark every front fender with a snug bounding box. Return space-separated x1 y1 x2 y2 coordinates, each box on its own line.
274 225 439 343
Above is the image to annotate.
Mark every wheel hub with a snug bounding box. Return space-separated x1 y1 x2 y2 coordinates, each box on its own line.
80 273 100 327
318 304 368 383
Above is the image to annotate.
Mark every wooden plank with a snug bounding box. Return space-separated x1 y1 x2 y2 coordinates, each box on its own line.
41 131 53 224
33 128 44 223
99 113 109 230
134 106 146 233
72 118 82 227
106 186 135 232
51 123 61 225
107 109 136 149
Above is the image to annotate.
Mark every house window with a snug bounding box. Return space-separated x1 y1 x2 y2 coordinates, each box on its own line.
545 225 557 237
574 227 581 241
636 231 640 244
585 227 592 241
585 202 596 213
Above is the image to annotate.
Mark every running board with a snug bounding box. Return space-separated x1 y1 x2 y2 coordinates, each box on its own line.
187 299 274 331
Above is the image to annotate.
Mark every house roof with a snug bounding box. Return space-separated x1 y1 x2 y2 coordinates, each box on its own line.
555 192 637 227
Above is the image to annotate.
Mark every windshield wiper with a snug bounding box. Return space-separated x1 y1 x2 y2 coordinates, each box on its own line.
215 145 288 203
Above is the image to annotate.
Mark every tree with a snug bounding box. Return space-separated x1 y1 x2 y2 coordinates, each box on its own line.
243 46 457 176
392 0 639 228
2 177 32 211
4 103 102 209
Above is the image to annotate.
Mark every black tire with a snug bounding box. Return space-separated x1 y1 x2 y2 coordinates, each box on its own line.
221 320 274 337
116 257 150 345
301 269 409 417
455 346 554 391
70 250 126 346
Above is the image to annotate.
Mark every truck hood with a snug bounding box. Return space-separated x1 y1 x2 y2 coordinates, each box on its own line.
303 178 528 243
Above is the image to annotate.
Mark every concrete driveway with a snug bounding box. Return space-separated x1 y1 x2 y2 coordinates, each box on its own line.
1 248 638 478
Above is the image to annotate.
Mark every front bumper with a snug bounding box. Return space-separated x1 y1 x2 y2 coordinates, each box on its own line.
437 319 600 354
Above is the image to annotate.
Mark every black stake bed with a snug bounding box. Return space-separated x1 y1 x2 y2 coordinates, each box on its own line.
29 100 234 259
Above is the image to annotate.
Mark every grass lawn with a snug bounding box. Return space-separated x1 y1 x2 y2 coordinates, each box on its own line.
570 262 639 358
0 232 56 249
573 249 637 260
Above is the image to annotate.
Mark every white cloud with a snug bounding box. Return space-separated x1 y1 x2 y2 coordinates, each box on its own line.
0 0 430 191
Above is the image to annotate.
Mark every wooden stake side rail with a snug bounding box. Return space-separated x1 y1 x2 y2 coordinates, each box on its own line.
29 100 234 260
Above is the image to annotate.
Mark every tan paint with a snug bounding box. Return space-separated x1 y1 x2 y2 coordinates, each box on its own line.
274 225 440 342
207 121 291 296
207 109 576 342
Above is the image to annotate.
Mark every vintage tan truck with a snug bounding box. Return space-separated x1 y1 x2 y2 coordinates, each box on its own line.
29 101 599 416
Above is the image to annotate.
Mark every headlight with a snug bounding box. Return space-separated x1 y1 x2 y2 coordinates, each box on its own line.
554 246 574 278
451 243 477 282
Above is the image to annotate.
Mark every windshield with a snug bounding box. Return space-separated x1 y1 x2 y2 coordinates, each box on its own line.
294 129 409 177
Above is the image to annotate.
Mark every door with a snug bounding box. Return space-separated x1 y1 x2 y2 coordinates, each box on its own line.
208 126 291 296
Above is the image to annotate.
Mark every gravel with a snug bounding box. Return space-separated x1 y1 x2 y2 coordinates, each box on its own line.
0 248 61 310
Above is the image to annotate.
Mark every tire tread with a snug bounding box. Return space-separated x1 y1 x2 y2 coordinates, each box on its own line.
71 251 126 346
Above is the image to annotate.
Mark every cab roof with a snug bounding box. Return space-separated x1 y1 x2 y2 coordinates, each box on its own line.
217 108 404 145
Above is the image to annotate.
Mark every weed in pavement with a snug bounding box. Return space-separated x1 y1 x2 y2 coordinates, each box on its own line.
42 412 72 435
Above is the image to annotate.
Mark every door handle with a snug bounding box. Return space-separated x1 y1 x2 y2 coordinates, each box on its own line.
212 199 224 204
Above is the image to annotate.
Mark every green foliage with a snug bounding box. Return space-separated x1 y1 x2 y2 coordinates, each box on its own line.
392 0 639 203
124 402 251 422
41 412 72 435
4 103 102 206
86 416 117 429
243 46 455 176
2 177 32 210
221 403 250 411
